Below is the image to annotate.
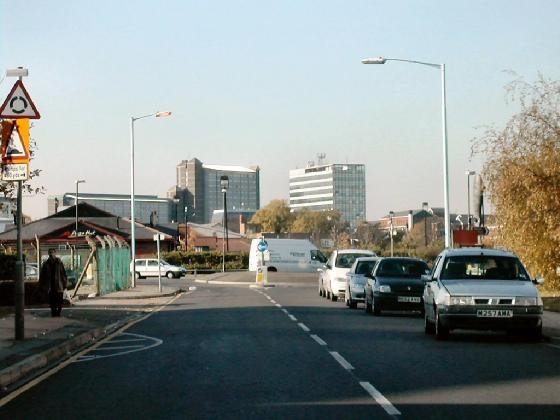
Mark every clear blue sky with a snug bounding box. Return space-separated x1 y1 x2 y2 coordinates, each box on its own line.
1 1 559 220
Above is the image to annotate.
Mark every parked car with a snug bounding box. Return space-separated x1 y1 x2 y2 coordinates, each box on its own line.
423 247 544 340
25 263 39 281
345 257 380 308
364 257 429 316
134 259 187 279
319 249 376 301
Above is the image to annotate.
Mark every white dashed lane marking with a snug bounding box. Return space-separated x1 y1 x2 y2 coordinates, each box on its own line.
310 334 327 346
288 314 297 322
360 382 401 416
329 351 354 371
298 323 310 332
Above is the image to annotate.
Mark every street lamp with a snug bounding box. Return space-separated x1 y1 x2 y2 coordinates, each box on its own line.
184 206 188 251
220 176 229 272
130 111 171 287
389 211 394 257
75 179 86 237
466 170 476 229
362 56 451 248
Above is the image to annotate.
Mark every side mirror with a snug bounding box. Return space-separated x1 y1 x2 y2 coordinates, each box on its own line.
421 274 432 283
364 272 373 279
325 263 332 270
533 276 545 285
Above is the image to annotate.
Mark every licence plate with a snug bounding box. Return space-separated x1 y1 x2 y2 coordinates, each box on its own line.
398 296 421 303
476 309 513 318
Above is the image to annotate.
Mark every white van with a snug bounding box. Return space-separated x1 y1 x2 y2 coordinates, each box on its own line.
249 239 327 272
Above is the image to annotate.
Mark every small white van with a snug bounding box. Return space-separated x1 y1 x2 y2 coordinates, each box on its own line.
249 239 327 272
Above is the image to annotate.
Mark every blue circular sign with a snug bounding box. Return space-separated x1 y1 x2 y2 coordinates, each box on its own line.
257 240 268 252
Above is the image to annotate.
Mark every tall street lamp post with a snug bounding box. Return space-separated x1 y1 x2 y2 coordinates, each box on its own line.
75 179 86 237
130 111 171 287
466 170 476 229
220 176 229 272
184 206 188 251
362 56 451 248
389 211 394 257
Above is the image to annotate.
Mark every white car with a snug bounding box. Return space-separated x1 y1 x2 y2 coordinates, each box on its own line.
319 249 376 301
134 259 187 279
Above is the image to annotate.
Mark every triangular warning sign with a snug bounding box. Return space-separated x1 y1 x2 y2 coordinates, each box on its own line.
1 119 30 164
0 80 41 119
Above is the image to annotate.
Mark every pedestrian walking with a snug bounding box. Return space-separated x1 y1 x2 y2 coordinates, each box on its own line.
39 248 68 317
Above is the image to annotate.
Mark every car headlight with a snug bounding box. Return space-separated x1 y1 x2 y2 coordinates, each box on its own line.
377 285 391 293
436 291 451 306
515 297 539 306
450 296 474 305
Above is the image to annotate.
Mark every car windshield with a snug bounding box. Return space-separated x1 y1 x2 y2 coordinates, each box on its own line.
376 259 428 278
355 260 377 275
440 255 530 280
336 253 372 268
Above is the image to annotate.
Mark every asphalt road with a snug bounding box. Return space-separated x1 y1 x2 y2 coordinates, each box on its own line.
1 274 559 419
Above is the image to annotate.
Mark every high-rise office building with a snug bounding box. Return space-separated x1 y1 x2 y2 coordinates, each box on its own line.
174 158 260 224
289 163 366 228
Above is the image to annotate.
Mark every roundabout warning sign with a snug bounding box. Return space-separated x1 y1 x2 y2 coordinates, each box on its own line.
0 80 41 119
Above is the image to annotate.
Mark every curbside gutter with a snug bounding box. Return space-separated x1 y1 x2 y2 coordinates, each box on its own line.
0 314 141 392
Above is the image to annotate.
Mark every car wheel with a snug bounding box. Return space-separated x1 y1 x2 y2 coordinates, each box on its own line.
526 325 542 341
435 310 449 340
326 290 331 300
166 272 174 279
349 297 357 309
345 294 350 307
424 312 435 335
331 293 338 302
319 284 323 297
372 297 381 316
365 296 372 314
135 272 141 279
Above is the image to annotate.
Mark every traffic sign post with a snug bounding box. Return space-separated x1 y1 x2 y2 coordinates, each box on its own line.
2 68 40 341
153 233 165 293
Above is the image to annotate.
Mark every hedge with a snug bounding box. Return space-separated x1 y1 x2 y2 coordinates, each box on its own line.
162 251 249 271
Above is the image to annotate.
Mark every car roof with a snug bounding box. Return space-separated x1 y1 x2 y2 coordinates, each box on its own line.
377 257 427 263
354 256 380 262
336 249 375 255
441 247 518 258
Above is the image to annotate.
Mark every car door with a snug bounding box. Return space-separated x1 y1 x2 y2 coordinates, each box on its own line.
424 255 444 320
146 260 160 277
365 259 380 303
135 260 146 276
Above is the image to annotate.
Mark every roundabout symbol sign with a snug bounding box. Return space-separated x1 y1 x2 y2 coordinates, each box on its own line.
257 239 268 252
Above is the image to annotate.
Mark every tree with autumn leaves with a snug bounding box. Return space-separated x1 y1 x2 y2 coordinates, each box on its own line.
473 76 560 290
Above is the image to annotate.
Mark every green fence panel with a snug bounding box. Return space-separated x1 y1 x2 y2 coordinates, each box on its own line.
96 246 131 295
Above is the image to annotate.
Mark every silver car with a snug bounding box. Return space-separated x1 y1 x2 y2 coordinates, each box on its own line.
344 257 380 308
423 248 544 340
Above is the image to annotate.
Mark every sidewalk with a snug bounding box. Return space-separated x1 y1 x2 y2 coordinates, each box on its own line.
0 283 184 394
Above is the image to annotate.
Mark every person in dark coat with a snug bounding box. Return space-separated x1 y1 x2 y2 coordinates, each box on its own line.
39 248 68 317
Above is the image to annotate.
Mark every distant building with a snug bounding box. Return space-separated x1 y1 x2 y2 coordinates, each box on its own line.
47 193 178 225
289 163 366 228
173 158 260 226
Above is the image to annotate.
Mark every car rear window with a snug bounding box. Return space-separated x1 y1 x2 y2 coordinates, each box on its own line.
355 260 377 275
336 253 372 268
376 259 428 278
440 255 529 280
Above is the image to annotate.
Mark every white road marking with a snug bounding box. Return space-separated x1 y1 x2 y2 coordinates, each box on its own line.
288 314 297 322
275 303 282 308
298 323 310 332
270 299 277 304
310 334 327 346
0 291 185 407
281 309 289 314
329 351 354 370
548 343 560 350
75 332 163 362
360 381 401 416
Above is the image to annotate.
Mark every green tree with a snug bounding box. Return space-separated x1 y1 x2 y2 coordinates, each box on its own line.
473 75 560 290
250 199 293 234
